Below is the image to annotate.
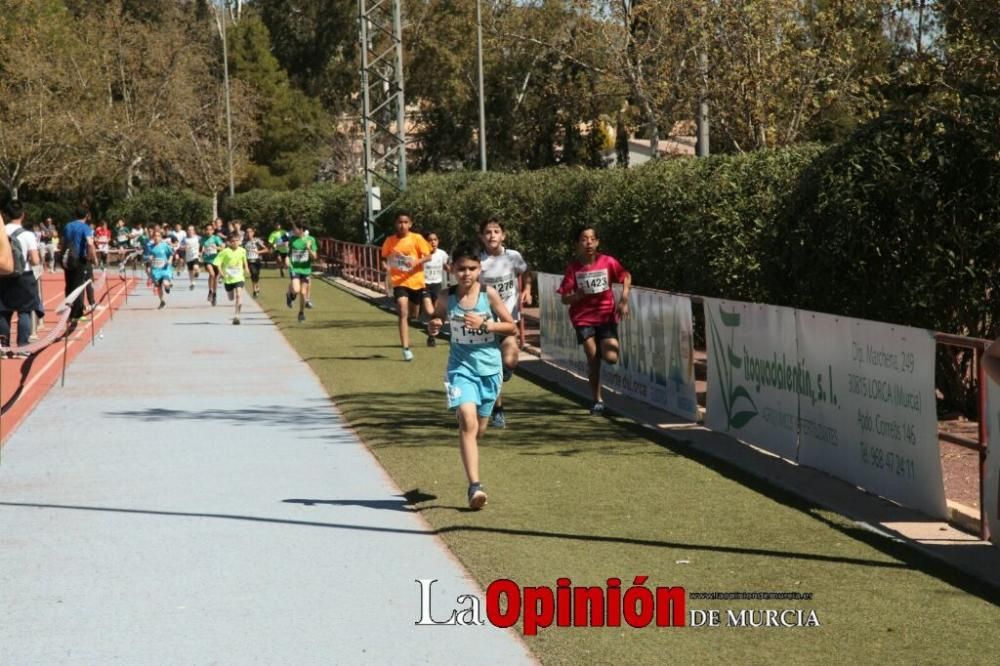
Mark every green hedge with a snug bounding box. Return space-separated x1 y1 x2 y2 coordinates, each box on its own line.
764 110 1000 338
107 189 211 229
225 114 998 350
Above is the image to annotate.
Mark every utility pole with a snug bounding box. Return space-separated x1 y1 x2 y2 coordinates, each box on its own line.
217 1 236 196
476 0 487 172
696 51 709 157
359 0 407 243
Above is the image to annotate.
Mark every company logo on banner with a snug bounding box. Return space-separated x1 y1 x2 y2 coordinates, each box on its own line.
704 298 946 519
537 273 698 421
983 378 1000 544
704 299 799 461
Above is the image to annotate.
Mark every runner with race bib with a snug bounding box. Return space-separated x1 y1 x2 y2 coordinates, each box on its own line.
285 223 318 323
148 229 175 310
556 224 631 415
182 225 200 290
269 223 290 277
427 241 517 510
422 231 450 348
201 223 225 306
478 215 532 429
212 234 251 325
380 211 434 361
243 226 267 298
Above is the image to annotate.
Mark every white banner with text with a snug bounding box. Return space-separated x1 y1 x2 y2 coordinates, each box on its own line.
796 311 946 519
538 273 698 421
704 299 800 461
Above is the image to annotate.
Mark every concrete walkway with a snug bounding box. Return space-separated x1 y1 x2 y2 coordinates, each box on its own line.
0 276 533 665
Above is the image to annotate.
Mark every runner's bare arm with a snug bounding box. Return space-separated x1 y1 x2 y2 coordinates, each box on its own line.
0 216 11 275
484 287 516 337
427 296 448 336
617 271 632 319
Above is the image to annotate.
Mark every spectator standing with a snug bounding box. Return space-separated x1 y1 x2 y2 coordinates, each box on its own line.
62 207 96 321
0 201 43 350
38 217 57 272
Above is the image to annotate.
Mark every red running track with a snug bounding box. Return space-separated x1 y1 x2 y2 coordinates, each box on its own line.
0 270 136 445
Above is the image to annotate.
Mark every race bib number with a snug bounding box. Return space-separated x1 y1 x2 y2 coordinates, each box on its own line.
225 265 242 278
117 234 128 243
450 312 493 345
483 273 516 300
576 269 609 294
98 242 109 251
424 264 442 283
291 249 309 263
247 248 259 261
389 254 413 271
151 257 167 269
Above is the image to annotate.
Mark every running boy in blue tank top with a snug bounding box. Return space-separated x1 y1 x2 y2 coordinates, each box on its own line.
428 241 516 510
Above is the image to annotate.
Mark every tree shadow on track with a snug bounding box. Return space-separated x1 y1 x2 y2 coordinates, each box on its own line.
103 400 349 433
0 499 927 572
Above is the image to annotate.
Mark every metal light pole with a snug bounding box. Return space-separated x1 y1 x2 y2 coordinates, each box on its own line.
218 1 236 196
696 51 709 157
476 0 487 172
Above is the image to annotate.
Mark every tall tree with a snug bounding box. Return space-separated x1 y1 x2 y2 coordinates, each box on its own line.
0 0 82 199
228 9 332 189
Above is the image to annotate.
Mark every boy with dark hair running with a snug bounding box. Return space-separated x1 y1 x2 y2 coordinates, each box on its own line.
183 225 200 289
149 229 175 309
285 223 318 322
268 223 290 277
478 216 531 428
213 234 251 325
201 222 224 306
243 225 267 298
557 225 632 414
422 230 450 347
380 211 434 361
428 241 516 509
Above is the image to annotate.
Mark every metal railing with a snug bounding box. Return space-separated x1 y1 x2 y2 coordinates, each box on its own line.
932 332 990 541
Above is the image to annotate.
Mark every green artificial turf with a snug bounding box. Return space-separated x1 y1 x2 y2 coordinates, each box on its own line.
259 272 1000 665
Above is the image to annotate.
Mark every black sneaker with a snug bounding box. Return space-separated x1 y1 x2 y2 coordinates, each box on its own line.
502 367 513 382
489 408 506 429
590 401 606 416
297 312 305 323
305 300 314 309
426 335 436 347
211 291 217 306
158 300 166 310
286 291 294 309
467 483 488 510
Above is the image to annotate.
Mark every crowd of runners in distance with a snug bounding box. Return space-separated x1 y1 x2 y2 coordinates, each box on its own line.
386 211 632 510
1 213 321 328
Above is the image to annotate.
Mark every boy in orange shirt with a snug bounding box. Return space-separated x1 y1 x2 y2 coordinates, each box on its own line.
381 211 434 361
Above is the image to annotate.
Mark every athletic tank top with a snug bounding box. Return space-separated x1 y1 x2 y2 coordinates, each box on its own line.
447 290 501 377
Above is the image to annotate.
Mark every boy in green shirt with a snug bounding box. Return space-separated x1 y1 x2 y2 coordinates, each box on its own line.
268 224 290 277
285 223 318 323
212 235 250 325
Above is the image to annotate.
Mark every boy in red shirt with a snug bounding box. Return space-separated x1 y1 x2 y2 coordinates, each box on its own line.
556 225 631 414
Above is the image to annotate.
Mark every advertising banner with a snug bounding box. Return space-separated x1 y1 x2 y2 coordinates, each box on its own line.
704 298 799 461
538 273 698 421
797 311 946 519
